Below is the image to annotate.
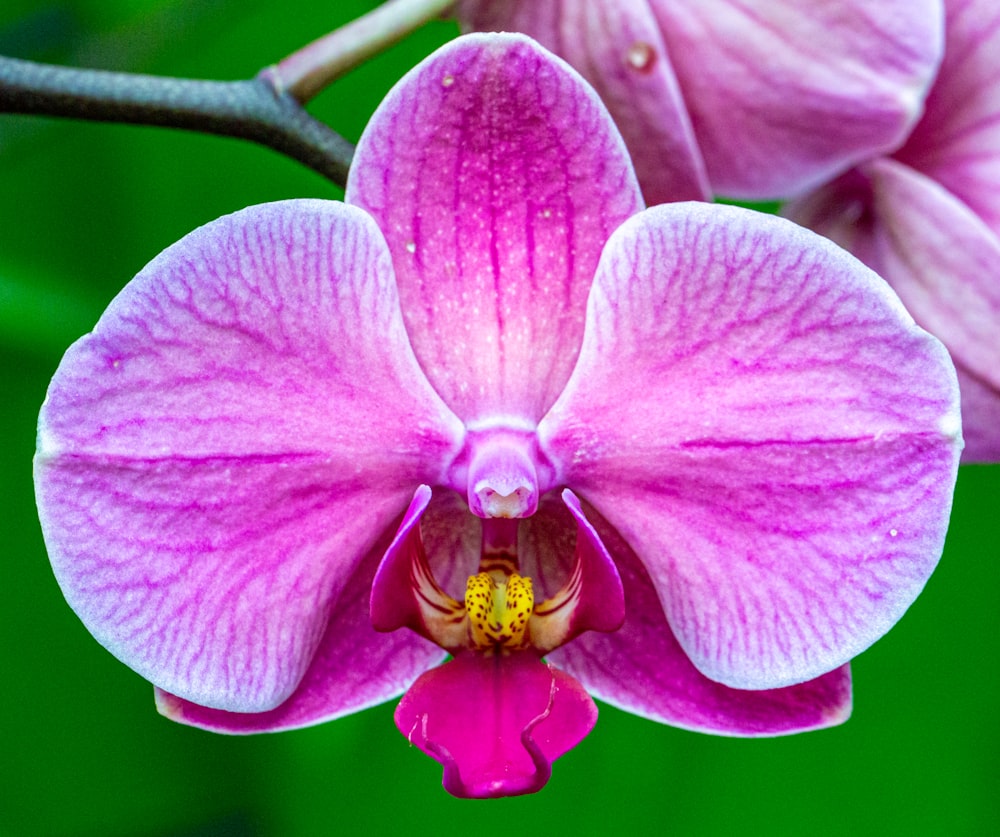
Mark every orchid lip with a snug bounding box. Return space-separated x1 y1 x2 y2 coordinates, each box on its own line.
411 657 558 799
395 652 595 799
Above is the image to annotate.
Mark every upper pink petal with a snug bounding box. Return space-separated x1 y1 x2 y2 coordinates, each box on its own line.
895 0 1000 231
35 200 463 712
540 203 961 689
548 511 851 736
346 33 644 423
394 652 597 798
650 0 944 199
455 0 710 205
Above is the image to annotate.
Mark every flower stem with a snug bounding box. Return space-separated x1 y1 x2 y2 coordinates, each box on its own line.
0 55 354 188
264 0 455 102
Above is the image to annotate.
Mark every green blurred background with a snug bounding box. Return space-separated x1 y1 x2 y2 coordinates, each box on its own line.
1 2 996 835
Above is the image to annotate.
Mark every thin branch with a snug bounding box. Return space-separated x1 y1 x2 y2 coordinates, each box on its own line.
265 0 455 103
0 55 354 188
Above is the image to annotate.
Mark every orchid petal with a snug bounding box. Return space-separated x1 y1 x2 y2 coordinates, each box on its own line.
649 0 944 199
35 200 463 712
395 652 596 798
346 33 643 422
895 0 1000 231
540 203 961 689
455 0 710 205
155 527 447 732
786 159 1000 461
549 512 851 736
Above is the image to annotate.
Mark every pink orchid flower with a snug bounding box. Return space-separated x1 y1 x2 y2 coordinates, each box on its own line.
455 0 945 203
34 34 961 798
786 0 1000 462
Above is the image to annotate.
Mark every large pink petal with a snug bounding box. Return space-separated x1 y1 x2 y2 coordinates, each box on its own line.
455 0 710 205
395 652 596 798
650 0 944 199
895 0 1000 231
540 203 961 689
155 526 447 733
346 33 643 422
785 159 1000 461
35 200 463 712
548 511 852 736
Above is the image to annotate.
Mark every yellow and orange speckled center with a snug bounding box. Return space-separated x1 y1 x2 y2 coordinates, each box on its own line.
465 570 534 651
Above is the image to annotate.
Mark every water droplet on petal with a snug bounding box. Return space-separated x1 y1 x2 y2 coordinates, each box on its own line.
405 240 417 254
442 74 455 88
625 41 656 73
890 528 898 537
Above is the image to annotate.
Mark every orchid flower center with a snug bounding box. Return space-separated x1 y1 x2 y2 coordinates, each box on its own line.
371 488 623 658
466 563 535 652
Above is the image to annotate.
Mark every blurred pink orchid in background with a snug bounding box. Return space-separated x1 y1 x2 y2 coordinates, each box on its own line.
455 0 944 203
787 0 1000 462
34 34 962 798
